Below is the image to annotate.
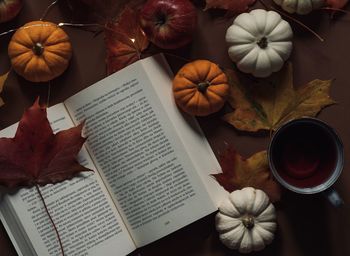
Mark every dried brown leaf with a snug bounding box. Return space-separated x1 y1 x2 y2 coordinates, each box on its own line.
223 63 335 132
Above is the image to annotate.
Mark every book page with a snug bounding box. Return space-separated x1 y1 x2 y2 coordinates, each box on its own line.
0 103 135 256
141 55 227 204
64 55 218 246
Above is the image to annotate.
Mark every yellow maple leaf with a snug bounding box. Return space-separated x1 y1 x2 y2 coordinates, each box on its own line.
223 64 335 132
212 148 281 202
0 71 9 107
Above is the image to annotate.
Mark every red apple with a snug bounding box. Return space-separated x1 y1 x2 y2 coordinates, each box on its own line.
0 0 23 23
140 0 197 49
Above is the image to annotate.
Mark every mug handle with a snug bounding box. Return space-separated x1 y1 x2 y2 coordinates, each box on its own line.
323 188 344 207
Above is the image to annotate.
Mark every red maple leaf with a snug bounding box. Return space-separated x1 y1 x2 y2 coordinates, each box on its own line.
105 7 149 74
212 147 281 202
0 99 91 188
204 0 256 13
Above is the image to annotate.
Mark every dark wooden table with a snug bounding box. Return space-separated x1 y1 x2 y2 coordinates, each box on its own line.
1 0 350 255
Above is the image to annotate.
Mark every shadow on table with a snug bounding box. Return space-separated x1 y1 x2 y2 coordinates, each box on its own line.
277 190 332 256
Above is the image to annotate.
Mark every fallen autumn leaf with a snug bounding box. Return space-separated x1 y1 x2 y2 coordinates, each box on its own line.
105 7 149 74
223 63 335 132
212 147 281 202
0 98 91 188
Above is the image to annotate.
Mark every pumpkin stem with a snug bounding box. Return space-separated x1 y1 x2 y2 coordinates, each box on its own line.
242 215 255 229
33 42 44 56
257 37 268 49
197 81 210 93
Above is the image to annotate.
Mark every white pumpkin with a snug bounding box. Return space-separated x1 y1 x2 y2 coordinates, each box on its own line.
273 0 325 15
216 187 277 253
225 9 293 78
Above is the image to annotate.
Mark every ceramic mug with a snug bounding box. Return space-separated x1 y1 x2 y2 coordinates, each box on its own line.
268 118 344 207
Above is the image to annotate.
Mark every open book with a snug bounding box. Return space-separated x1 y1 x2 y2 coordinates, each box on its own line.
0 54 226 256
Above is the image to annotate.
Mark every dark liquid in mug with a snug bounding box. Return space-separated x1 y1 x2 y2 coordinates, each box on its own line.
272 123 337 188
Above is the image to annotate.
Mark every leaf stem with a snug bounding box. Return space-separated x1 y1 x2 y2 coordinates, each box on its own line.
35 185 65 256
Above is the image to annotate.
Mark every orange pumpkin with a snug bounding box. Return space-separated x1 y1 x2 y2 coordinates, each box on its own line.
173 60 230 116
8 21 72 82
